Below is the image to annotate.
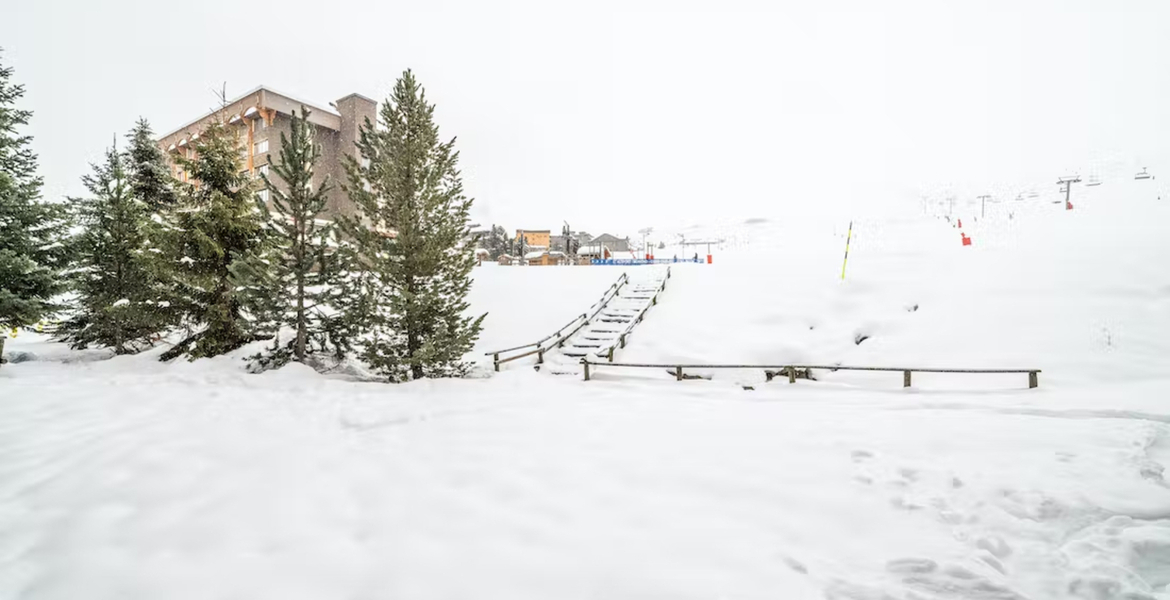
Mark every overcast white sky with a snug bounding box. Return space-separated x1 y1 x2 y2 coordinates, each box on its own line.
4 0 1169 235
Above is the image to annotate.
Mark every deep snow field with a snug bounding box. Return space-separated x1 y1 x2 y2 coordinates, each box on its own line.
2 179 1170 599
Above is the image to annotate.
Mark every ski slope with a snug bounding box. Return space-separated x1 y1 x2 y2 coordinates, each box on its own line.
2 180 1170 599
614 179 1170 390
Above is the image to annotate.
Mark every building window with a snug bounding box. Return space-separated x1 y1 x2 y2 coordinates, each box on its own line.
254 139 269 155
258 189 270 204
258 117 267 130
258 165 269 178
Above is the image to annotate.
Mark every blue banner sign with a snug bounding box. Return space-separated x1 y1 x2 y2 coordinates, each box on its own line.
590 258 704 266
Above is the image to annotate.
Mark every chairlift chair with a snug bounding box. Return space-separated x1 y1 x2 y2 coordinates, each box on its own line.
1135 167 1152 181
1086 175 1101 187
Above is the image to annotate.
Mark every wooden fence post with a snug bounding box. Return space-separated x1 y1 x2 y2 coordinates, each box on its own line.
607 347 614 363
493 353 499 372
1029 371 1038 389
619 333 626 348
903 370 912 388
583 361 590 381
537 349 544 364
788 367 796 384
675 366 683 381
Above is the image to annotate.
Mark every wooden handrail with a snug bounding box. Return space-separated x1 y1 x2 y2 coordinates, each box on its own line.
592 266 670 362
580 360 1041 388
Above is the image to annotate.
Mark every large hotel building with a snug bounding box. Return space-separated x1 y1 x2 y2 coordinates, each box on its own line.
157 86 377 219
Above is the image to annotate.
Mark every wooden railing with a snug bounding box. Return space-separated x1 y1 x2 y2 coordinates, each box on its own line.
580 361 1041 389
591 266 671 363
484 273 629 371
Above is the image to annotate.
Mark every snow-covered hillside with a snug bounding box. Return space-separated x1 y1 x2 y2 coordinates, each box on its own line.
616 177 1170 389
2 181 1169 600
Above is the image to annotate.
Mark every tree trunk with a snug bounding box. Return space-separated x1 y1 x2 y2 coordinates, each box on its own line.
407 275 423 380
0 335 6 367
295 220 307 362
115 260 125 354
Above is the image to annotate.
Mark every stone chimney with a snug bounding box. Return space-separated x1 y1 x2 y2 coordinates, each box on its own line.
334 93 378 162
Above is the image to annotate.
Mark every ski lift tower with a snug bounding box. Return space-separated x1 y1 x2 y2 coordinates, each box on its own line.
1057 176 1081 211
638 227 653 259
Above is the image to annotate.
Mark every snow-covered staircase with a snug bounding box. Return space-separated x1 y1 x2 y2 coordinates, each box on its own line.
542 266 671 375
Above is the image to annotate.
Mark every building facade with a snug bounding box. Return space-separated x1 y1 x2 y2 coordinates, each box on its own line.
158 86 377 220
514 229 550 249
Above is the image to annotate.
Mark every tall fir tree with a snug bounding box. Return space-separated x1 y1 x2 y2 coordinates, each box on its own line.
58 143 166 353
338 70 484 382
0 52 71 365
159 119 264 360
125 119 178 214
234 106 343 368
124 118 181 333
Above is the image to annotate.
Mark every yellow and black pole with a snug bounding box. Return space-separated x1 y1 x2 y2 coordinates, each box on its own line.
840 221 853 280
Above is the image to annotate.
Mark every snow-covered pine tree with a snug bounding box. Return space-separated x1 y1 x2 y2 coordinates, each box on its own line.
486 224 508 259
123 118 181 334
338 70 484 382
58 143 166 353
126 119 178 214
0 53 70 365
159 119 264 360
235 106 342 368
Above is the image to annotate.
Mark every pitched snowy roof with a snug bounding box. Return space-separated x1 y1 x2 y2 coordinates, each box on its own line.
158 85 349 141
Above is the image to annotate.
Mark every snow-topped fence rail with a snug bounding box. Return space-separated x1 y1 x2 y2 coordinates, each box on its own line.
580 361 1042 389
484 273 629 371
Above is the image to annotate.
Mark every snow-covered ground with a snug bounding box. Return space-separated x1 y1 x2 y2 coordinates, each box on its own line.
2 180 1169 599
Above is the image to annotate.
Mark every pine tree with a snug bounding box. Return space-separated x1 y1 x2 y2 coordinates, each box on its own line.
126 119 178 214
124 118 181 333
236 106 342 368
159 119 264 360
338 70 484 382
0 52 70 365
58 143 165 353
486 224 509 259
